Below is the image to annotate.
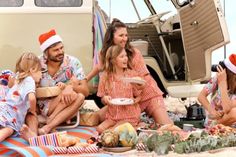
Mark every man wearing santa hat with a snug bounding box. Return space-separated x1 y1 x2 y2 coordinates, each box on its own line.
198 53 236 126
21 29 89 140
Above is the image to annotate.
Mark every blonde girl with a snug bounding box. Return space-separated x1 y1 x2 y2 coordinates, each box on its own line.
0 52 42 142
97 45 142 133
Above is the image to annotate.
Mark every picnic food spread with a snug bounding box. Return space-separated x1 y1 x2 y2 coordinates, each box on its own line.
96 123 236 155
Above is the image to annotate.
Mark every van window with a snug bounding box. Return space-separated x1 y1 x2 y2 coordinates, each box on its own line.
35 0 82 7
0 0 23 7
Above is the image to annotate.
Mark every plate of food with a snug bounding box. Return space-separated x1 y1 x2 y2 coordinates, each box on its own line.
122 77 146 85
103 147 132 152
110 98 134 105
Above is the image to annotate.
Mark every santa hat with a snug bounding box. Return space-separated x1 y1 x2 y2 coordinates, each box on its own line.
224 54 236 74
39 29 62 52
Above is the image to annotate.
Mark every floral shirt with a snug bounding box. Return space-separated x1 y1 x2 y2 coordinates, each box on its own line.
39 54 85 87
204 76 236 111
0 76 35 136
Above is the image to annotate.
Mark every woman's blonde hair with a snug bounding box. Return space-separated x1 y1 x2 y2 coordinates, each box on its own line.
15 52 41 83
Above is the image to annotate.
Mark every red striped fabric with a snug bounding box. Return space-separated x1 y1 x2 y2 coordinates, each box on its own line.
0 126 97 156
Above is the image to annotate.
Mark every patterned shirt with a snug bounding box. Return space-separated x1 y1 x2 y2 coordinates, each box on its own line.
39 54 85 87
203 75 236 111
37 54 86 113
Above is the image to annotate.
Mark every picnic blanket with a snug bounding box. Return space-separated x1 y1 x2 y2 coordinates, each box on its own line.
0 126 98 157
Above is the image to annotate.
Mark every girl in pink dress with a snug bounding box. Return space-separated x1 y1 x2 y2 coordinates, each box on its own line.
96 45 142 133
0 53 42 142
87 18 172 125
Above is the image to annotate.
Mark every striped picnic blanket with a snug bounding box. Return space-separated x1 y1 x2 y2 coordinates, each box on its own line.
0 126 98 157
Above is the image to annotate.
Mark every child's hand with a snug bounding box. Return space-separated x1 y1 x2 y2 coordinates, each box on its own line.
56 82 66 90
69 76 80 86
133 96 141 105
7 75 15 88
102 96 112 105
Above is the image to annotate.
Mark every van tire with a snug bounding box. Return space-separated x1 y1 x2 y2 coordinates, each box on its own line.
146 65 167 97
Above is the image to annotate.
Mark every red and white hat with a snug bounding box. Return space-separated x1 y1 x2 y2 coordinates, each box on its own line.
224 54 236 74
39 29 62 52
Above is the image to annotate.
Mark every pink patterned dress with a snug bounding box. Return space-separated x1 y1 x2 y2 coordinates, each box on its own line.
97 69 141 126
131 48 165 112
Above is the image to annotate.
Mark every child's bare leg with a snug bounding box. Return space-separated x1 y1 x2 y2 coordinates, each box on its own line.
94 106 108 123
0 127 14 142
20 124 37 141
110 121 130 130
22 112 38 141
38 94 85 135
96 119 116 134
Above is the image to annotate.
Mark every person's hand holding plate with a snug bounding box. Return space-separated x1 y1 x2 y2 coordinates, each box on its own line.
102 95 112 105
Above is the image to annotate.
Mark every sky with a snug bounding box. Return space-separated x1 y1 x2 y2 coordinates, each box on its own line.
97 0 236 64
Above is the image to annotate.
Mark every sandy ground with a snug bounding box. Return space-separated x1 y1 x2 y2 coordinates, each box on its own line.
164 96 199 115
80 98 236 157
107 147 236 157
84 97 199 115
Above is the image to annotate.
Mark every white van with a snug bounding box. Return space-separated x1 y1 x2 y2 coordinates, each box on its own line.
0 0 229 99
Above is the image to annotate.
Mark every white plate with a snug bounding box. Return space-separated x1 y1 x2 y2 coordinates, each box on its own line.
103 147 132 152
110 98 134 105
138 128 158 134
122 77 146 85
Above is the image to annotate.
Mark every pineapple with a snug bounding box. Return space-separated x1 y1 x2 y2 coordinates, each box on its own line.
101 130 119 147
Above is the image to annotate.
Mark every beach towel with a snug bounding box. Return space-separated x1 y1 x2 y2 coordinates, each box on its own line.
0 126 98 157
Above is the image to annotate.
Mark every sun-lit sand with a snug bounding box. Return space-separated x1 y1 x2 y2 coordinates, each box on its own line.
164 96 199 115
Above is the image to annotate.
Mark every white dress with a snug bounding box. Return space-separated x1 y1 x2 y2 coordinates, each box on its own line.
0 76 35 136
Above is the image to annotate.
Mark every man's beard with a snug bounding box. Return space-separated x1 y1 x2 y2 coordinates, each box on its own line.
48 54 64 63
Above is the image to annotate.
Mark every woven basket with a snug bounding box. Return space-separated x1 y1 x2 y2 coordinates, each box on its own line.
36 86 61 98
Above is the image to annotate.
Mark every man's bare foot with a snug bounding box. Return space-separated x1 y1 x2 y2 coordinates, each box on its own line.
38 128 46 135
20 124 37 141
38 126 51 135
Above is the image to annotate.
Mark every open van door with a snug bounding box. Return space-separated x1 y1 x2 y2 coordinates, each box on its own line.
172 0 230 81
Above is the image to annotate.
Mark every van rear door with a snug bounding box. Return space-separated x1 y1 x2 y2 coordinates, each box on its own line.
172 0 230 81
